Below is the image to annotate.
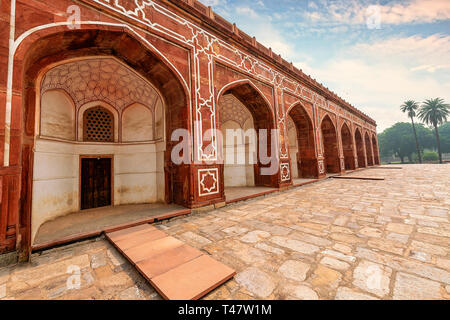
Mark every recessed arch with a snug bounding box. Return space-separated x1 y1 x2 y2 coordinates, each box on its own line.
341 122 355 170
40 89 76 141
365 132 374 166
19 28 190 256
320 115 340 174
287 102 318 178
372 134 380 165
78 101 119 142
217 79 277 189
354 128 366 168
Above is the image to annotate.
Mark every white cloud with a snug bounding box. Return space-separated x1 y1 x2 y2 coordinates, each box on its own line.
236 6 259 19
201 0 224 6
304 0 450 26
233 6 294 58
295 34 450 131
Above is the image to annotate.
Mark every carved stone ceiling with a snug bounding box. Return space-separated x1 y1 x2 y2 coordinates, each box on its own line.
41 57 160 111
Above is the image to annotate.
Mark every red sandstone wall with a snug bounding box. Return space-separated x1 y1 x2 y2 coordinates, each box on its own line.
0 0 380 257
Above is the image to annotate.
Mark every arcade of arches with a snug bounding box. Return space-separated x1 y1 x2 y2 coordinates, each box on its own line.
0 0 379 258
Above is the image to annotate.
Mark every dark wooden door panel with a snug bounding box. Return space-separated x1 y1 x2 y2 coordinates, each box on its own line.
81 158 111 210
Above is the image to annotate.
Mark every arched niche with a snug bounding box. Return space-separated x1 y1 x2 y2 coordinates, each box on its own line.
40 89 75 140
122 103 154 142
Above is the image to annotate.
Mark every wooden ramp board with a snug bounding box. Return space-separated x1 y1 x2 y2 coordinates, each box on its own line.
332 176 385 181
106 224 235 300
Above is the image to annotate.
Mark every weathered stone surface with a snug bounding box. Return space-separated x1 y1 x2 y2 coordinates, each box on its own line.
278 260 310 281
118 286 145 300
311 265 342 289
90 251 107 269
393 272 442 300
180 232 212 246
386 232 409 244
98 272 133 289
240 231 271 243
321 249 356 263
222 226 248 235
0 284 5 299
359 227 382 238
386 223 414 234
254 243 284 255
2 165 450 300
320 257 350 271
335 287 379 300
283 284 319 300
409 240 448 256
235 267 276 298
10 255 90 287
353 260 392 297
436 258 450 271
291 232 332 246
332 243 352 254
107 248 126 269
368 238 404 255
270 236 319 255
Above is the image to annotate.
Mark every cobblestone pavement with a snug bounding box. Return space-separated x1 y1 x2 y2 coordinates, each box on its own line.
1 165 449 300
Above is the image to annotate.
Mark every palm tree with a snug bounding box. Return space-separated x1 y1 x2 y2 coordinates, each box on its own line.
418 98 450 164
400 100 422 163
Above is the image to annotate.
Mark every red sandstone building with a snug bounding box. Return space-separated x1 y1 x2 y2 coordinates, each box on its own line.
0 0 379 262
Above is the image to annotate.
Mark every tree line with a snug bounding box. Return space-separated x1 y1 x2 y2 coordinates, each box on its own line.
378 98 449 164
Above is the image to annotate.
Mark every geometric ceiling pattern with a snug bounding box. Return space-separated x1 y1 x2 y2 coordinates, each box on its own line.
41 57 160 110
219 93 253 128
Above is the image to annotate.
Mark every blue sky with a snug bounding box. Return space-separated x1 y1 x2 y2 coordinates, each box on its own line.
201 0 450 131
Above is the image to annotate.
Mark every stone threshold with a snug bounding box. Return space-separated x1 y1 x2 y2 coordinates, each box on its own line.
31 208 191 252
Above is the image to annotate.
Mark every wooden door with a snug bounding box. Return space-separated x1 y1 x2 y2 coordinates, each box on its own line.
81 158 112 210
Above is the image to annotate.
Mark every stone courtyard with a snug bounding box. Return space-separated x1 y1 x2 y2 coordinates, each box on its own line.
0 165 449 300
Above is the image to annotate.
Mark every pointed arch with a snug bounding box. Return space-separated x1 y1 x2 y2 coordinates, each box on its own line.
341 122 355 170
364 132 374 166
19 27 190 257
321 115 340 173
372 134 380 165
287 102 317 178
217 79 277 189
354 128 366 168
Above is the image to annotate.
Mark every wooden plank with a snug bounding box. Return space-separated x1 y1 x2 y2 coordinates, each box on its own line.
150 255 236 300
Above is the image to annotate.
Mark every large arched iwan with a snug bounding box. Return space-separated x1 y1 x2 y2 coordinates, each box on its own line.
320 115 340 174
19 29 190 257
288 103 318 178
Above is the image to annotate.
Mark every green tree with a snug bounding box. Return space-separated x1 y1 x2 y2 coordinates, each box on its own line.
378 123 434 163
418 98 450 164
400 100 422 163
438 122 450 154
423 151 439 162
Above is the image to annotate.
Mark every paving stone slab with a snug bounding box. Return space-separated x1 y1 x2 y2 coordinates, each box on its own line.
136 245 203 279
107 226 235 300
107 224 157 242
113 230 167 251
150 255 236 300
